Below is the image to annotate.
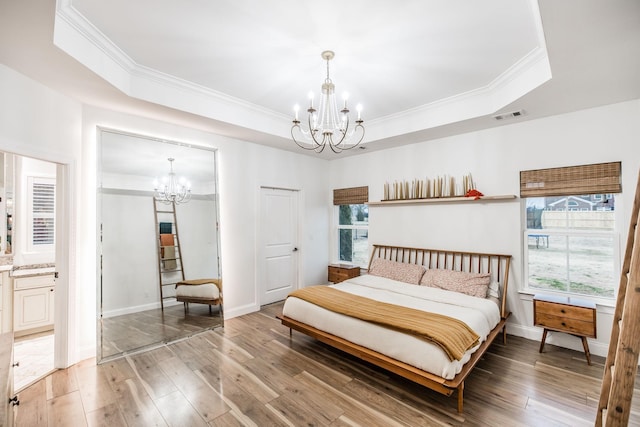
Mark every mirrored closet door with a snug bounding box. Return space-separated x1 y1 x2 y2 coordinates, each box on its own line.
98 128 222 362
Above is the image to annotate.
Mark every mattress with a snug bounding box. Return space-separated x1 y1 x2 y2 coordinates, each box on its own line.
175 283 220 299
282 274 500 380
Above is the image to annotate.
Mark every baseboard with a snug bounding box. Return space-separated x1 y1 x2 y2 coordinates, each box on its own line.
102 299 181 318
507 323 609 359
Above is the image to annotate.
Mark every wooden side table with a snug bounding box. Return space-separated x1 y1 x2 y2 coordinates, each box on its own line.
533 294 597 365
328 264 360 284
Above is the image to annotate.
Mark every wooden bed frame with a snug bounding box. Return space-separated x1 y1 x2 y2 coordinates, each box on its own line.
278 244 512 413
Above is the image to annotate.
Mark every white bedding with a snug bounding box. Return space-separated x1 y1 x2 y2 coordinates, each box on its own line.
176 283 220 299
282 274 501 380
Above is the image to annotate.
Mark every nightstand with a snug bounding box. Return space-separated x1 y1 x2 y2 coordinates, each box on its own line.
328 264 360 284
533 294 597 365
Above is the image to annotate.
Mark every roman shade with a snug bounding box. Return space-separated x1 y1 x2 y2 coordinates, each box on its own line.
333 186 368 205
520 162 621 198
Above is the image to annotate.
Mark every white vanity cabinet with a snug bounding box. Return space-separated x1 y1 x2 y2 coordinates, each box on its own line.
13 273 55 334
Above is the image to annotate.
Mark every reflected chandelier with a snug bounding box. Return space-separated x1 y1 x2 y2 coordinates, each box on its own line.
153 158 191 204
291 50 364 153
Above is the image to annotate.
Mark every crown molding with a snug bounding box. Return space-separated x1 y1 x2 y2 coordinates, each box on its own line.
54 0 550 145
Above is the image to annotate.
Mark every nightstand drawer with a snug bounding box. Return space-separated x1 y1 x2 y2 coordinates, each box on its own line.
534 300 594 323
533 296 597 339
534 312 595 337
533 294 597 365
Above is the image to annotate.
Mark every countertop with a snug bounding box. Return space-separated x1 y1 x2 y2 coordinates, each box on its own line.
10 263 56 278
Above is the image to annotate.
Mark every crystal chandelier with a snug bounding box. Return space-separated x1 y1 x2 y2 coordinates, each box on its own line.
153 158 191 204
291 51 365 153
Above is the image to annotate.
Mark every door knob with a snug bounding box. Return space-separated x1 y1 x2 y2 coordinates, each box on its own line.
293 247 298 252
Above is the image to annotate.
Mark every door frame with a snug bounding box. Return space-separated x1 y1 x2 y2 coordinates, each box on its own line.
0 142 72 369
256 186 302 306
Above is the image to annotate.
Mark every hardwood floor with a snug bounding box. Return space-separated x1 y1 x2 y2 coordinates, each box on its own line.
13 301 640 426
100 303 222 360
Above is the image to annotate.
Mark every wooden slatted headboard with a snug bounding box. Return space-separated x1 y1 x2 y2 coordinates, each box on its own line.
367 244 512 319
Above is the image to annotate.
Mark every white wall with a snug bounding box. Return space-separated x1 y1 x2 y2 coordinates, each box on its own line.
176 198 220 281
329 99 640 357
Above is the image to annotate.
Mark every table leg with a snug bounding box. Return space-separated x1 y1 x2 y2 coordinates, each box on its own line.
539 329 548 353
581 336 592 365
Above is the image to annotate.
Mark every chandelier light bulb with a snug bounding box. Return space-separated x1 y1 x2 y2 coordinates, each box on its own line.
308 91 314 109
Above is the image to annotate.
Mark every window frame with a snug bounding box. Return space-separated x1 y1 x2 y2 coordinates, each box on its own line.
522 196 620 303
334 203 369 268
27 176 56 253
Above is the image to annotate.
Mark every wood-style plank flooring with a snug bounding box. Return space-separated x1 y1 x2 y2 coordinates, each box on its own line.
14 302 640 426
100 303 222 360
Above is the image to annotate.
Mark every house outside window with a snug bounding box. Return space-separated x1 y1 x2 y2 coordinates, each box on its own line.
520 162 621 300
333 186 369 268
524 195 617 298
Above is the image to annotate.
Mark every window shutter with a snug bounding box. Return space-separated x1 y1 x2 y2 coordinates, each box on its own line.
520 162 621 198
32 182 55 245
333 186 368 205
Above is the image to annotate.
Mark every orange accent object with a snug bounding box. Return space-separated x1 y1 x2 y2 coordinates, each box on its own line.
464 189 484 200
160 234 174 246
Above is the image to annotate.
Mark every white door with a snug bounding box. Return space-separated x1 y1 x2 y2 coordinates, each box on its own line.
259 188 299 305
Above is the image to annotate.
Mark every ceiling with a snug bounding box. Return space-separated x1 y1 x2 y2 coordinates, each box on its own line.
1 0 639 159
99 129 216 187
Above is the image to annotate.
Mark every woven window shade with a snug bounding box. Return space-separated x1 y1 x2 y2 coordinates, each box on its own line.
333 186 369 205
520 161 621 198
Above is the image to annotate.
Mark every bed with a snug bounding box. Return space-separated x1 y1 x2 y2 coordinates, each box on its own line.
175 278 223 316
277 244 511 413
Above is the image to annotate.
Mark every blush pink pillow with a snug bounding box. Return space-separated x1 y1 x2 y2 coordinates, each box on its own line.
420 269 491 298
369 258 426 285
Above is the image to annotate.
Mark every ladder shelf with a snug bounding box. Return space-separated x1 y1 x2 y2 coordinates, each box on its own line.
596 170 640 426
153 199 186 310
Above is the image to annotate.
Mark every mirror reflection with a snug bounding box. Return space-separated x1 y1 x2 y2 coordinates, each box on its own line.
98 128 222 362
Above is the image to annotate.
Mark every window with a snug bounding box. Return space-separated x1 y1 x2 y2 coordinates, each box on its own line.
333 186 369 268
524 196 616 298
28 176 55 251
337 204 369 267
520 162 621 299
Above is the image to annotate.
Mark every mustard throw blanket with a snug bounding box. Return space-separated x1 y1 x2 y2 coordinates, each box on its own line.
288 286 480 361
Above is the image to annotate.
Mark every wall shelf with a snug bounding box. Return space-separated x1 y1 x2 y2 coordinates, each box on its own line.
367 194 517 206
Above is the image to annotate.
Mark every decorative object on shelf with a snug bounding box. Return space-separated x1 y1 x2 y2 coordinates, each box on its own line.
291 50 364 153
153 158 191 204
382 173 477 201
464 189 484 200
